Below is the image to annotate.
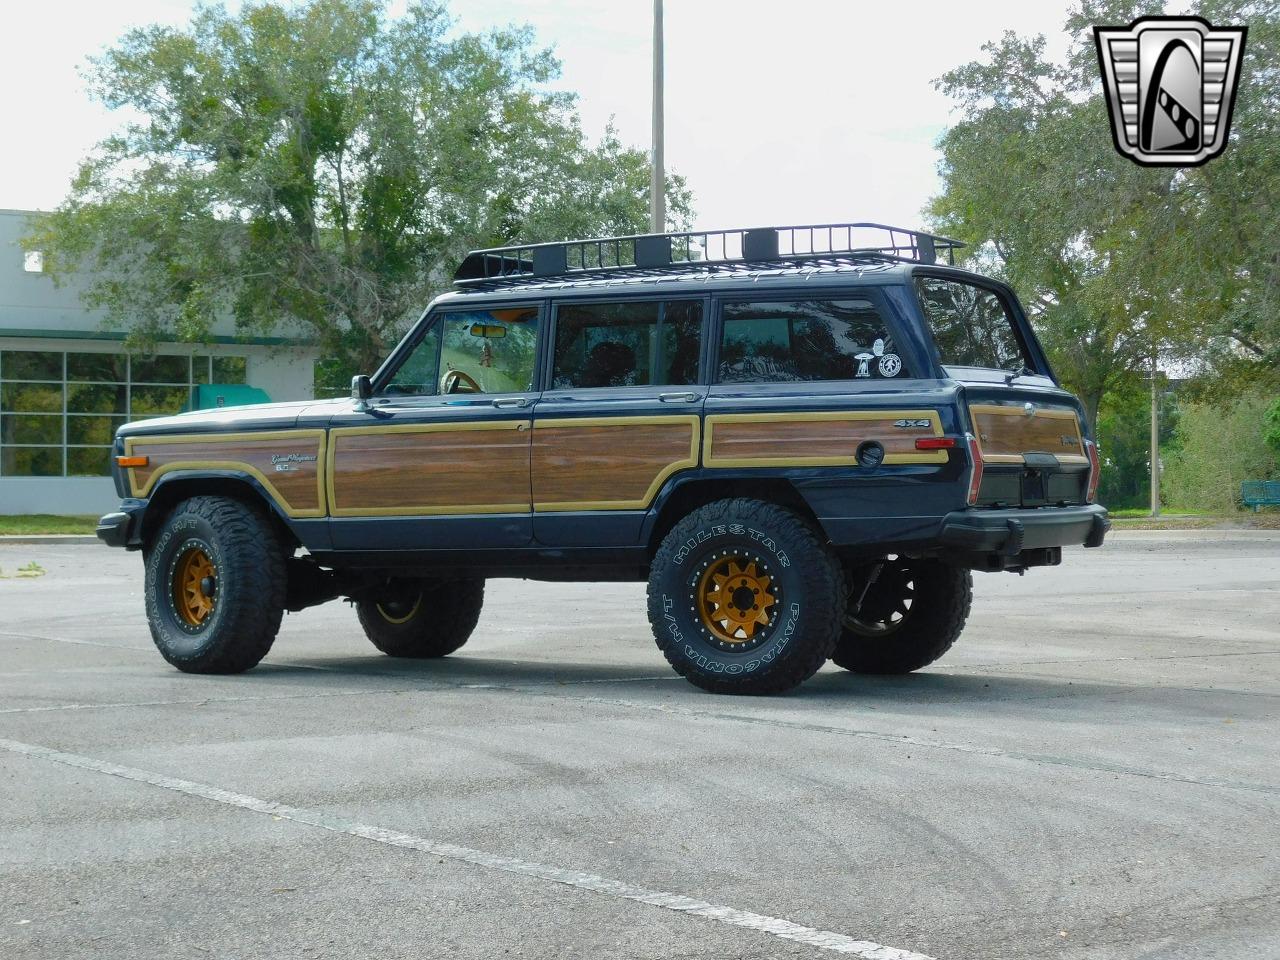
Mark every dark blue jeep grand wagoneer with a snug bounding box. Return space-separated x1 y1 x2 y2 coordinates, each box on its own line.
98 223 1108 694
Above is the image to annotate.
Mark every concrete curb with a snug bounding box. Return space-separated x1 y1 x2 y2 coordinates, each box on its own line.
1106 528 1280 540
0 534 100 546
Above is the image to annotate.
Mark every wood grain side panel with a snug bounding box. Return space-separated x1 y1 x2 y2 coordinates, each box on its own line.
125 431 326 517
969 405 1086 462
532 416 699 511
704 411 946 467
329 423 532 516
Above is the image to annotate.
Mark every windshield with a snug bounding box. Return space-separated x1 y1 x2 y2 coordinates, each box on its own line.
914 277 1032 373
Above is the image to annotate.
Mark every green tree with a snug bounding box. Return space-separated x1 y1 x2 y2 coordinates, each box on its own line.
1164 389 1279 510
1264 397 1280 454
1094 378 1180 509
29 0 692 385
929 0 1280 427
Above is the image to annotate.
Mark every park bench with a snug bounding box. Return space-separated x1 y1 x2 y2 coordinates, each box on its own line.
1241 480 1280 512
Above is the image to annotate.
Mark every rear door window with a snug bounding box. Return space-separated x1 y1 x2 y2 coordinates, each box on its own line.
717 298 908 383
914 277 1030 372
552 299 702 388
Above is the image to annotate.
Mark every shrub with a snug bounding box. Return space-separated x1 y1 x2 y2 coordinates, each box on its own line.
1163 392 1280 512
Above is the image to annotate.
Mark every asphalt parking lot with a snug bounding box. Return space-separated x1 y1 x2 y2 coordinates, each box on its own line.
1 531 1278 960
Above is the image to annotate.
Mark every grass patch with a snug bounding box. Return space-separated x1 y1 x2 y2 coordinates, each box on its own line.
1106 507 1215 518
1109 513 1280 530
0 515 98 536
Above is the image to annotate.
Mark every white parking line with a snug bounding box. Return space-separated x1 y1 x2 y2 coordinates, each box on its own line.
0 737 936 960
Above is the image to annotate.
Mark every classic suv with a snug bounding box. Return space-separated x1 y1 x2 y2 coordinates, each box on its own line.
98 223 1108 694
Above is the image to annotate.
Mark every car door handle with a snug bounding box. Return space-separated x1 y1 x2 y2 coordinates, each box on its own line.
492 397 531 409
658 392 699 403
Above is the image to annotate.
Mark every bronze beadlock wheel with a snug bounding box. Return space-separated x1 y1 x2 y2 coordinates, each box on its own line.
694 554 779 649
356 578 485 659
375 595 422 625
647 497 845 695
144 496 287 674
169 540 218 629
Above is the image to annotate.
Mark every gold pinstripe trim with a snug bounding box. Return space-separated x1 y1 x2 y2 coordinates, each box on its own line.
326 419 532 517
702 409 948 468
532 415 700 512
123 430 328 519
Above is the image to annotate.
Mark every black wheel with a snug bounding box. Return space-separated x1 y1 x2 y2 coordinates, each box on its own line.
356 578 484 658
144 496 287 674
647 498 844 695
831 557 972 674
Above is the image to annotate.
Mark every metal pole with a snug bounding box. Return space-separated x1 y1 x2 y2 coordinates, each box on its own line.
1150 354 1160 518
649 0 665 234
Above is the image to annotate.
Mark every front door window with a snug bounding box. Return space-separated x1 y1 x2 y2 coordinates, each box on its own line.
382 306 540 397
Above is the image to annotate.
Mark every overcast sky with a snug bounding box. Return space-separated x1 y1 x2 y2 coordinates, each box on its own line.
0 0 1079 231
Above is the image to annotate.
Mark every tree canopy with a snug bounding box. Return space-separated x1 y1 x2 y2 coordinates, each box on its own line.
31 0 691 383
929 0 1280 425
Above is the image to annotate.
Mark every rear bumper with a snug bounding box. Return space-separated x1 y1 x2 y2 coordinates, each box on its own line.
938 504 1109 554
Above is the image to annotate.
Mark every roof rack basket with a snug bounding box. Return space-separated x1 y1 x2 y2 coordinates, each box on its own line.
454 222 964 287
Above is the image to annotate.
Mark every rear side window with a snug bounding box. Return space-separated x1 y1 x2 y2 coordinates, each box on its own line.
718 299 908 383
915 277 1030 372
553 299 702 388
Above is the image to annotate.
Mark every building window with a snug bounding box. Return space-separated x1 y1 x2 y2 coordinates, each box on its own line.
23 251 44 273
0 349 249 478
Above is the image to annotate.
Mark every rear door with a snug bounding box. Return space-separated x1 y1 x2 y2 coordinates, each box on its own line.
703 291 949 468
530 295 707 547
326 304 542 550
913 275 1092 507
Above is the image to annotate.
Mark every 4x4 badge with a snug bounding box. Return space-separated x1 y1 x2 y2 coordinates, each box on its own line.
1095 16 1247 167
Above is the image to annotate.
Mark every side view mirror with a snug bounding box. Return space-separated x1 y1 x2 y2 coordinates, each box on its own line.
351 374 372 408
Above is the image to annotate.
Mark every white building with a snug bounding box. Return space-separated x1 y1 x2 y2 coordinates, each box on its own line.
0 209 319 515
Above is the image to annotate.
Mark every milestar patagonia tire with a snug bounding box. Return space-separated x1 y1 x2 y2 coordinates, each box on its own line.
831 557 972 674
647 498 844 694
356 578 484 658
144 496 287 674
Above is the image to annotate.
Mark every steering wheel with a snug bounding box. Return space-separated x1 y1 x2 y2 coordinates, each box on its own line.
441 369 481 394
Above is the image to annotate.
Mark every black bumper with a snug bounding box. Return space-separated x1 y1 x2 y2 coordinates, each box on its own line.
938 504 1109 554
97 499 149 549
96 510 135 548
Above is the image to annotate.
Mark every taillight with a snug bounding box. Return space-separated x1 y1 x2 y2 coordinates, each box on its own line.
965 433 984 506
1084 438 1100 503
914 436 957 450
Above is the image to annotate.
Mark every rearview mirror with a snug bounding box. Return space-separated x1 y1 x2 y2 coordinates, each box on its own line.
351 374 372 404
469 323 507 339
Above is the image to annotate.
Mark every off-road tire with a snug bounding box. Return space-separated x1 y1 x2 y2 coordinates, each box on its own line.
144 496 287 674
647 498 844 695
831 559 971 674
356 578 484 658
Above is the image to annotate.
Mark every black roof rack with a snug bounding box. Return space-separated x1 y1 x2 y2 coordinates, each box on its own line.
453 222 963 287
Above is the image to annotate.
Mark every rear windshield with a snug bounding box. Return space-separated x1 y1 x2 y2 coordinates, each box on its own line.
914 277 1031 372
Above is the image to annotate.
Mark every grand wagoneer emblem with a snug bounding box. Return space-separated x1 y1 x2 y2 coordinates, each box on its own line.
272 452 318 473
1095 16 1247 167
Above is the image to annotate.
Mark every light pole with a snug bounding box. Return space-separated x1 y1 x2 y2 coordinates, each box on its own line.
650 0 665 234
1150 353 1160 518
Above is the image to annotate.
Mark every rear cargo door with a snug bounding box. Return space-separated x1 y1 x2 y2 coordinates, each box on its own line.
913 274 1091 508
963 381 1091 507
